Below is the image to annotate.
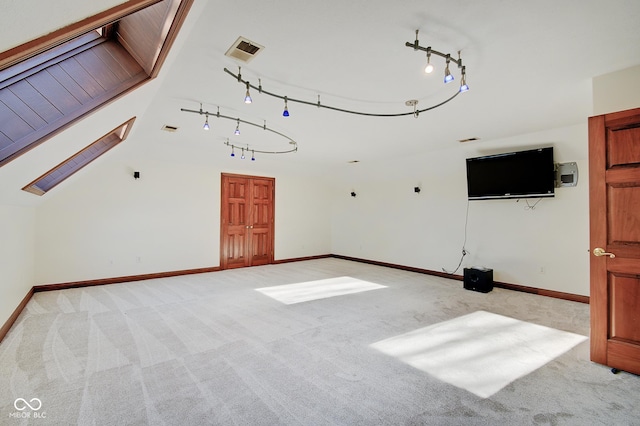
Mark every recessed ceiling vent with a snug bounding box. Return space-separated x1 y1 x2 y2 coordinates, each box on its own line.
161 125 179 132
225 36 264 63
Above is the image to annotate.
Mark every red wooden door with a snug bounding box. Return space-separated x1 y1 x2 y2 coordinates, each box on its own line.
249 177 275 266
220 174 274 269
589 107 640 375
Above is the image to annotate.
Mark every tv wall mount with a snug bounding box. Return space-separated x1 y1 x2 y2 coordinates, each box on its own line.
555 162 578 188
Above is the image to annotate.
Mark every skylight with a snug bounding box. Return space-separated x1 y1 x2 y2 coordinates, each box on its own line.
22 118 135 196
0 0 193 168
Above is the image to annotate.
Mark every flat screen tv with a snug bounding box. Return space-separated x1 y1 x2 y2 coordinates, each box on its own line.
466 147 555 200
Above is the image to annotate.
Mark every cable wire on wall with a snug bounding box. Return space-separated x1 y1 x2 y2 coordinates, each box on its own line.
442 198 470 275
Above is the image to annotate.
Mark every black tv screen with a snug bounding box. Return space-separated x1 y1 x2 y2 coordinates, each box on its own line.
466 147 555 200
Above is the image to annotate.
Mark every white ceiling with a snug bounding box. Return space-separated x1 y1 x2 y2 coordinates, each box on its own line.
2 0 640 200
150 0 640 164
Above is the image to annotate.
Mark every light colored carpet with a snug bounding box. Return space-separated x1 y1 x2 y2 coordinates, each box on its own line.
371 310 588 398
255 276 386 304
1 258 639 425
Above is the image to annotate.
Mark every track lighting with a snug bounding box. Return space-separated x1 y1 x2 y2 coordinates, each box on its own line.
181 104 298 158
424 49 434 74
244 82 252 104
412 31 467 89
199 103 210 130
405 99 419 118
444 55 454 83
459 65 469 92
223 29 469 119
241 147 245 159
460 72 469 93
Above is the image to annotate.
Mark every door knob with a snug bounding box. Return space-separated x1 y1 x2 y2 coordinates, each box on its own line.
593 247 616 258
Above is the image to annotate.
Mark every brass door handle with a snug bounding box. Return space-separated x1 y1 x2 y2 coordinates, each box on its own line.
593 247 615 258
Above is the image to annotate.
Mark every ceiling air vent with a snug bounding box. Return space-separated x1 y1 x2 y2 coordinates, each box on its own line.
458 137 480 143
225 36 264 63
161 125 179 132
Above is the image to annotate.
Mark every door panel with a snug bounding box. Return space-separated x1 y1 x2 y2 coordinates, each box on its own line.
250 228 272 266
589 107 640 375
225 228 248 269
220 173 274 269
221 176 251 269
608 187 640 244
608 126 640 166
609 274 640 342
249 177 274 266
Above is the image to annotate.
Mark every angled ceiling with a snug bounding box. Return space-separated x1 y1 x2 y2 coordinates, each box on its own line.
2 0 640 203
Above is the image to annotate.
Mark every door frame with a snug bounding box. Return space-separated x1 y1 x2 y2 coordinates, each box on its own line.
220 172 275 270
588 106 640 373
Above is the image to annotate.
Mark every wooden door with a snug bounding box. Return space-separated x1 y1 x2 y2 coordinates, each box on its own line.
589 107 640 375
249 177 275 266
220 173 274 269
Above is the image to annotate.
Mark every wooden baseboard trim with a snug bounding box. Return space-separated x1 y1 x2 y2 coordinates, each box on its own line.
331 254 459 280
31 255 334 292
273 254 332 264
34 257 334 292
0 287 34 344
493 281 589 304
33 266 221 292
331 254 589 304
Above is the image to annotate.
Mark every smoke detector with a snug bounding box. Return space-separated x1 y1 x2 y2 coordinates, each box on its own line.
225 36 264 63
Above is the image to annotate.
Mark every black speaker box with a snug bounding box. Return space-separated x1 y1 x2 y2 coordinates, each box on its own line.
463 268 494 293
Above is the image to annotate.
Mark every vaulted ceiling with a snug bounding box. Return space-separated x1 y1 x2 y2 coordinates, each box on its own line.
1 0 640 205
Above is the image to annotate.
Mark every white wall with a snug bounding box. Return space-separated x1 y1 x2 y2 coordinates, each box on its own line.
35 157 217 283
274 174 332 260
34 153 333 285
593 65 640 115
0 0 125 52
0 205 35 327
331 123 590 296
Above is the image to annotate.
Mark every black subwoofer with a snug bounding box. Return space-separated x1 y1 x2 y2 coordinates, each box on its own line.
463 268 494 293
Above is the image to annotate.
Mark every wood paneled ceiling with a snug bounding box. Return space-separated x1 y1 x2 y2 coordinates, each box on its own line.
0 0 193 169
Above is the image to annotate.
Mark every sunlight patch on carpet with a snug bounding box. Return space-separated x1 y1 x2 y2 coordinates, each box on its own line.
370 310 587 398
256 276 386 304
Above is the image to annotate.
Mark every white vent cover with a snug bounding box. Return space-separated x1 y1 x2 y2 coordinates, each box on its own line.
225 36 264 63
